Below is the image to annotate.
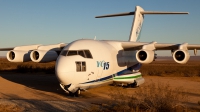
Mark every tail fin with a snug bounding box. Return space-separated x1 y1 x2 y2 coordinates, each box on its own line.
129 6 144 42
96 6 188 42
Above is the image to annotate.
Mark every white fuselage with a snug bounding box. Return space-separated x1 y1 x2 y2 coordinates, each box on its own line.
55 39 139 92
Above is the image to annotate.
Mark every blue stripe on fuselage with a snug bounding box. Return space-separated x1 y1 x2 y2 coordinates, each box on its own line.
80 63 141 84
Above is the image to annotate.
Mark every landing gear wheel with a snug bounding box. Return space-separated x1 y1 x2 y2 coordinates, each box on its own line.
69 92 74 97
69 89 81 97
128 81 137 88
74 89 81 97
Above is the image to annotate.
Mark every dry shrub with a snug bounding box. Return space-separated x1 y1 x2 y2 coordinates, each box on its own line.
89 82 188 112
0 58 55 74
140 61 200 77
16 64 55 74
132 82 188 111
0 103 24 112
198 101 200 106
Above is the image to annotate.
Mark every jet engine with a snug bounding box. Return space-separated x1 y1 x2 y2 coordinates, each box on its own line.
7 50 31 62
30 50 58 63
136 50 155 64
172 50 190 64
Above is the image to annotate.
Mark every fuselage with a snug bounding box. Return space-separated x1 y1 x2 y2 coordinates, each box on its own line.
55 39 141 92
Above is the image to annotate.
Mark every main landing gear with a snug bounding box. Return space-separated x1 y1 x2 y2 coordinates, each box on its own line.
113 81 138 88
127 81 137 88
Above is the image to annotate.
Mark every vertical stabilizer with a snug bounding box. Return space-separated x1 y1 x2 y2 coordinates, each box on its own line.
95 6 188 42
129 6 144 42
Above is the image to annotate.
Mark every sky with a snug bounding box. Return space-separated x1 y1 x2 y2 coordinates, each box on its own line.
0 0 200 56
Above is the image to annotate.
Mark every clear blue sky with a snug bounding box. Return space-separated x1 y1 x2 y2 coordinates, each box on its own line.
0 0 200 56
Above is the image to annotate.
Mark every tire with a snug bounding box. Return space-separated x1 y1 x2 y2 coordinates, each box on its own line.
75 89 80 97
130 81 137 88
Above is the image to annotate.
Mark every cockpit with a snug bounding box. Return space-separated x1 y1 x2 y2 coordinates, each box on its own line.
60 50 93 59
59 50 93 72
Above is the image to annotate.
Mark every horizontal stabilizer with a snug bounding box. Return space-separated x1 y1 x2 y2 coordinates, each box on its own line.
95 11 188 18
0 47 14 51
95 11 135 18
95 6 189 42
141 11 189 14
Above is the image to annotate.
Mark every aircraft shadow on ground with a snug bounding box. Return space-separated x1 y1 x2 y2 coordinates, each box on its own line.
0 73 112 100
0 73 67 96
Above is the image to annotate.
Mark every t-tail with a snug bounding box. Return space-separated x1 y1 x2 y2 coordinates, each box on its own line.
96 6 188 42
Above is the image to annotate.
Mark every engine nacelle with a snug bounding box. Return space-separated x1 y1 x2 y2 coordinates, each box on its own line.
7 50 31 62
136 50 155 64
30 50 58 63
172 50 190 64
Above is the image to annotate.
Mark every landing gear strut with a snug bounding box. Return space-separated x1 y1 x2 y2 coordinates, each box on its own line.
60 84 81 97
127 81 137 88
69 89 81 97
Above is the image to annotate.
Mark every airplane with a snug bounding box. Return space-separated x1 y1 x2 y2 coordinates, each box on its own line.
0 6 200 96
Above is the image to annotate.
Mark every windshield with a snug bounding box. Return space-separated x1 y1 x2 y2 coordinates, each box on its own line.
60 49 93 59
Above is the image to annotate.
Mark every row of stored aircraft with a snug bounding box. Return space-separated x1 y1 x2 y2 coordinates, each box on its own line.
0 6 200 96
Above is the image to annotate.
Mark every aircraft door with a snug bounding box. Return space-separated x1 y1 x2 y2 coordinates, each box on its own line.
97 67 103 81
85 59 98 82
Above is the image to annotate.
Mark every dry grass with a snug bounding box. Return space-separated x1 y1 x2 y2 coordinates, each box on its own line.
140 60 200 77
0 58 200 77
0 58 55 74
0 103 24 112
89 82 188 112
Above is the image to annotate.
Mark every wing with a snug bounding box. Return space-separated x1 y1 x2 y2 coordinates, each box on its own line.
121 41 200 51
121 41 200 64
0 43 67 62
0 47 14 51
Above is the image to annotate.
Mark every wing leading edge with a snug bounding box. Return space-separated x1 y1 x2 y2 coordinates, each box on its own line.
121 41 200 51
0 43 67 63
0 47 14 51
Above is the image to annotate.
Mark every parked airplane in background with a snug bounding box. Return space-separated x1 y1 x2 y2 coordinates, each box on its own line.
0 6 200 96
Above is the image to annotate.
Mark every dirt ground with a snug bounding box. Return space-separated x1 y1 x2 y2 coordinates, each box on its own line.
0 73 199 111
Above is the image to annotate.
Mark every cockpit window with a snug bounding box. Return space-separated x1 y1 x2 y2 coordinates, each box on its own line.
78 51 86 58
84 50 93 58
60 49 93 58
67 51 77 56
60 50 68 56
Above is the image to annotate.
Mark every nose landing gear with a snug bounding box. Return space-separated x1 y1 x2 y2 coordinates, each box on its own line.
69 89 81 97
60 84 81 97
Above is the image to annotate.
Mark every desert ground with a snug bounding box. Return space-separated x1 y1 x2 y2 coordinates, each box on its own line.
0 57 200 111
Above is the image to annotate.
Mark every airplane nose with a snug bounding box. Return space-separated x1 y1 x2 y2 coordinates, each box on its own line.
55 56 76 85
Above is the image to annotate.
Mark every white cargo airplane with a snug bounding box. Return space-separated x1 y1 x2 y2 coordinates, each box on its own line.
1 6 200 96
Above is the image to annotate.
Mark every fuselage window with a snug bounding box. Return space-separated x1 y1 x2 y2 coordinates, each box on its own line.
75 61 86 72
84 50 93 58
67 51 77 56
76 62 82 72
82 62 86 71
60 50 68 56
78 50 86 58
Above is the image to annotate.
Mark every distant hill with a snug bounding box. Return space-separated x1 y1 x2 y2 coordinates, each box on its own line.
156 56 200 61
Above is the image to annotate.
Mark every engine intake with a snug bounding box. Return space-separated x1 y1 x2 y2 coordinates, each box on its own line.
7 50 31 62
30 50 58 63
173 50 190 64
136 50 155 64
